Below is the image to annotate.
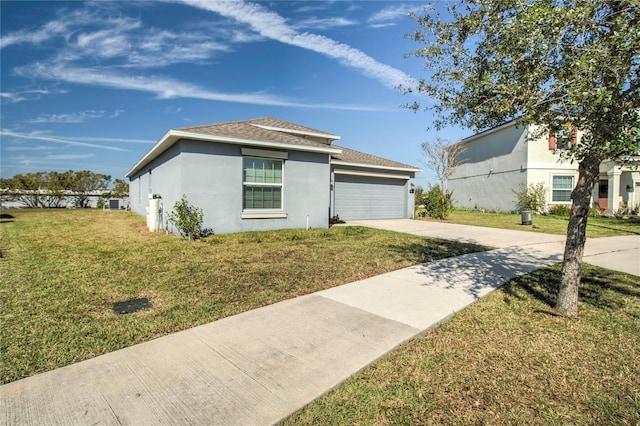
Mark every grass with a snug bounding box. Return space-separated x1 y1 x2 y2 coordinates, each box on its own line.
284 264 640 425
415 209 640 238
0 209 486 384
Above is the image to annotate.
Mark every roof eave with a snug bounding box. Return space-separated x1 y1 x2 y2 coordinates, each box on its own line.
331 159 422 173
126 130 342 178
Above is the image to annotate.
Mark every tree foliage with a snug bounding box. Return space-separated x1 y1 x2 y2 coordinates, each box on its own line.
109 178 129 200
1 170 113 208
403 1 639 316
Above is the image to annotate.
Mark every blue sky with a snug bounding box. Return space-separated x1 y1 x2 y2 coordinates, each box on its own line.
1 0 468 188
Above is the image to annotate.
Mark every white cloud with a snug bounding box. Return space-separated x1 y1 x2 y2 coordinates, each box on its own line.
179 0 414 89
67 136 155 144
1 129 130 152
26 110 106 123
1 7 228 69
4 145 54 152
47 153 94 160
16 62 382 111
295 17 355 29
0 89 62 104
368 4 416 25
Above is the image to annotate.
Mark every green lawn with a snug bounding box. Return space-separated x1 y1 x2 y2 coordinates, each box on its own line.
415 209 640 238
284 264 640 425
0 209 485 384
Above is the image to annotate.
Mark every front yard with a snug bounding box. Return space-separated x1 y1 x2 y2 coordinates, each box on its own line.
285 263 640 425
0 209 485 384
415 209 640 237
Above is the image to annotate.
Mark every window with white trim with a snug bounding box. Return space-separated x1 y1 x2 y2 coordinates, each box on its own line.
552 175 574 202
243 157 283 210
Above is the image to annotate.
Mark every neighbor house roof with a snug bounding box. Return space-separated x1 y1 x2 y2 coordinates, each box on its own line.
126 117 419 178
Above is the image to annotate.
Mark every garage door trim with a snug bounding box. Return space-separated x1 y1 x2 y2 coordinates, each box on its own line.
333 169 410 180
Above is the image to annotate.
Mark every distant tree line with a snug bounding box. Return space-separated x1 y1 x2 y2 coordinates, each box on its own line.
0 170 129 208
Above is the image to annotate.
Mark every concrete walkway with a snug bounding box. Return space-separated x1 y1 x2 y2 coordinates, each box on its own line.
2 220 638 425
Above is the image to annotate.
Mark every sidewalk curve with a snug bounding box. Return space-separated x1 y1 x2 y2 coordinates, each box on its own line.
2 220 637 425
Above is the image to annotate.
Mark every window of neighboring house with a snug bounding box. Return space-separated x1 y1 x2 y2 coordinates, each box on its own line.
243 157 283 210
552 175 574 202
548 124 577 150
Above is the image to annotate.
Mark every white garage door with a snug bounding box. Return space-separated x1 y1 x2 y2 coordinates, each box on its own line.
334 174 407 220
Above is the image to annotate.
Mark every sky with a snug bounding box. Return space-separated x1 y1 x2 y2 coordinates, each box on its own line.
1 0 470 188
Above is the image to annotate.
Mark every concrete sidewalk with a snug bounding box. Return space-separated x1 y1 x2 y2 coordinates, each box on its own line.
350 219 640 277
2 221 638 425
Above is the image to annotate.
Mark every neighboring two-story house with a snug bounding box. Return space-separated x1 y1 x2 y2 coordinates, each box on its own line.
448 120 640 213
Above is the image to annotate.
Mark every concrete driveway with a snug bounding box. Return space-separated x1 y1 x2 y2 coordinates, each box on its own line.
348 219 640 277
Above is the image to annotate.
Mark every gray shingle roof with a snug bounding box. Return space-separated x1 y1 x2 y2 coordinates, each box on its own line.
177 117 337 149
127 117 419 177
332 144 419 170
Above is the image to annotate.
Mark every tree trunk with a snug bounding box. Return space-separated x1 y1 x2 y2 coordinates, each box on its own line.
555 155 602 316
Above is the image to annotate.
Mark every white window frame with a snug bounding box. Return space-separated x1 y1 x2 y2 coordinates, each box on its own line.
241 156 286 218
551 175 574 203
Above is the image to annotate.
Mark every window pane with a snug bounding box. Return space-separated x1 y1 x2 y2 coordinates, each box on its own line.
552 176 573 202
243 186 282 209
243 158 282 184
556 127 570 149
553 176 573 189
552 190 572 202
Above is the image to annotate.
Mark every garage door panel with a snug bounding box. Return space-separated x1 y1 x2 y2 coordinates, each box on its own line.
334 175 406 220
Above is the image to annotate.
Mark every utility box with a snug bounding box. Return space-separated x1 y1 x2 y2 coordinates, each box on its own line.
147 194 162 232
521 210 533 225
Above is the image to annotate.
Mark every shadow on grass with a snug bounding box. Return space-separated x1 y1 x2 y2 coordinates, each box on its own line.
390 240 638 311
502 264 640 311
545 215 640 235
389 240 489 264
390 242 563 300
1 213 15 223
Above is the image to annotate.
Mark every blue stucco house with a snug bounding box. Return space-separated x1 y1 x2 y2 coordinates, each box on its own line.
126 117 420 235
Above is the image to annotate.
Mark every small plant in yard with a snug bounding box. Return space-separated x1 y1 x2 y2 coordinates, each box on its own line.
167 195 204 240
421 184 453 219
548 204 571 216
513 182 548 213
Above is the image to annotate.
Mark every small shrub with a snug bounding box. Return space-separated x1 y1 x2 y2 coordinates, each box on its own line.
548 204 571 216
167 195 204 240
422 185 453 219
589 208 604 217
513 182 548 213
611 207 628 219
330 214 342 225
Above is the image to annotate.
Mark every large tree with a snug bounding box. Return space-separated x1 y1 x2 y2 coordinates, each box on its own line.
67 170 111 208
403 0 639 316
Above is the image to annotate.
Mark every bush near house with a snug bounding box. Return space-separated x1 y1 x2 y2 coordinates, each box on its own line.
419 185 454 220
167 195 204 240
513 182 549 213
548 204 571 216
